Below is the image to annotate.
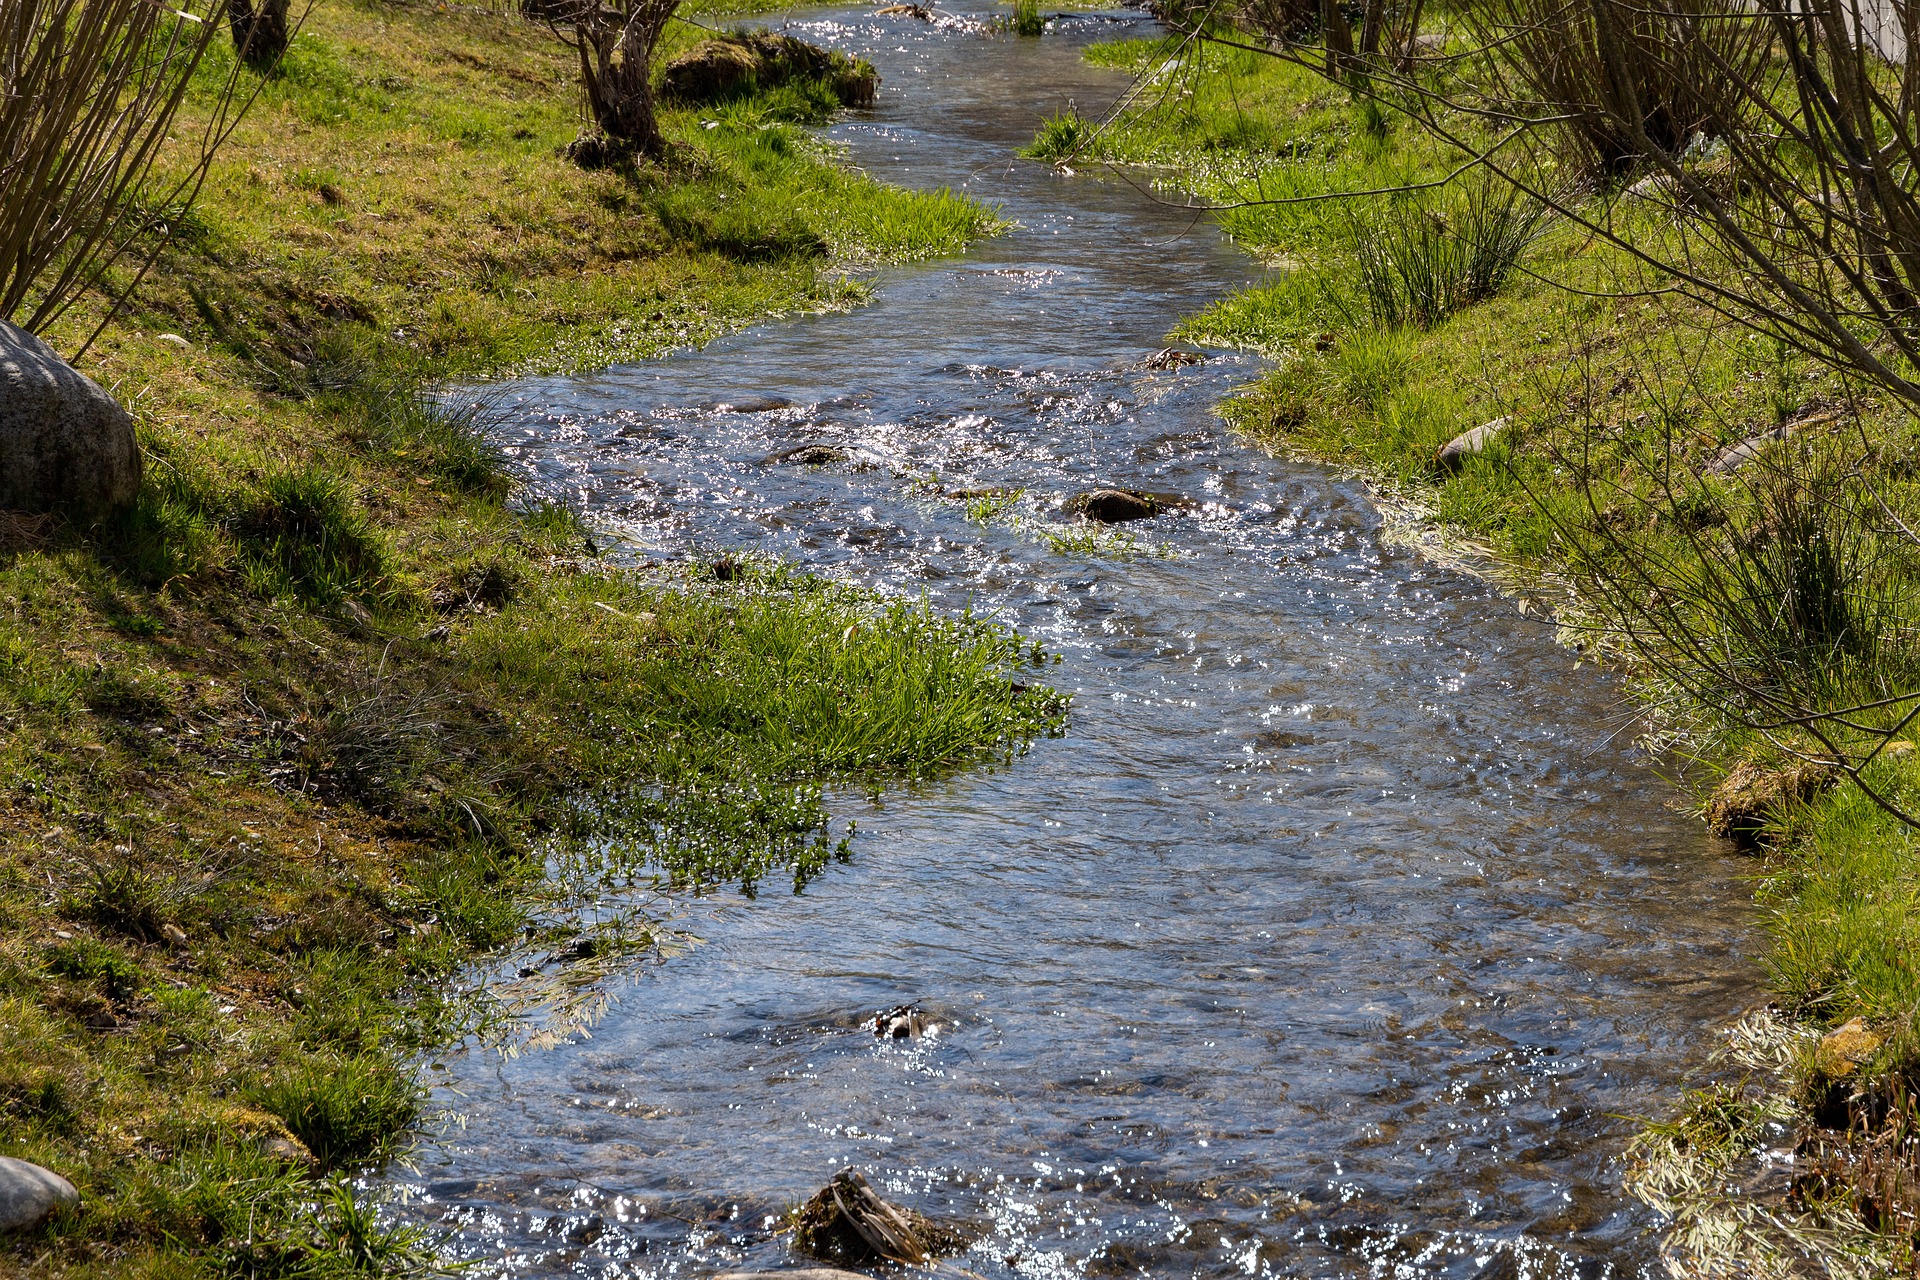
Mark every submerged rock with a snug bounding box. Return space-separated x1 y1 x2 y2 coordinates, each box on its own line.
1144 347 1205 370
662 32 878 109
1068 488 1160 523
711 395 793 414
770 443 851 467
873 1003 937 1040
791 1168 966 1267
1704 759 1837 846
1434 416 1507 473
0 1156 78 1232
0 319 142 515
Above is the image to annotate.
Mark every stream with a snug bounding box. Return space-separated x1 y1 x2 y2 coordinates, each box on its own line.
395 10 1763 1277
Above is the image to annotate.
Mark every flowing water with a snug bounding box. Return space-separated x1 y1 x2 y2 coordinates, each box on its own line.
397 11 1763 1276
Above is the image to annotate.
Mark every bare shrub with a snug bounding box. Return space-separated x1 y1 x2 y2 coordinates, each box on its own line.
1517 347 1920 829
0 0 267 348
1462 0 1772 182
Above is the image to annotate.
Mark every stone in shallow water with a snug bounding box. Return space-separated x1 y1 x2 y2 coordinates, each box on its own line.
1143 347 1204 370
710 395 792 414
770 443 850 466
714 1272 872 1280
872 1003 937 1040
790 1169 967 1267
0 1156 78 1232
1068 488 1159 523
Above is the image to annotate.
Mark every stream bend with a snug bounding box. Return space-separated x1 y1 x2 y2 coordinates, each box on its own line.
400 11 1760 1277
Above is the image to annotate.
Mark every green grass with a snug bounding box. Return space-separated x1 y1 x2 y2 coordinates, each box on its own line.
78 5 998 387
250 1051 422 1173
1023 111 1090 161
1038 521 1159 559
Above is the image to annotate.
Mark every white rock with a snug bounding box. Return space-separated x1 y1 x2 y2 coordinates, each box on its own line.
0 1157 78 1232
1435 416 1508 472
1705 424 1788 474
155 333 191 348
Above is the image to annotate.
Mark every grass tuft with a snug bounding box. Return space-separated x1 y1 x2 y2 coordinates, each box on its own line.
1343 179 1551 331
250 1051 422 1173
231 466 390 605
1023 111 1088 161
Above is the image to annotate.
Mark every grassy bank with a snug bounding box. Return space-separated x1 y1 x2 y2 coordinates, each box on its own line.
1047 29 1920 1271
0 2 1059 1275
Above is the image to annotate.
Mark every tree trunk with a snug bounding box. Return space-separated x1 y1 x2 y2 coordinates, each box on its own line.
600 21 660 152
572 0 679 160
227 0 290 71
1321 0 1354 74
1394 0 1424 66
1358 0 1386 55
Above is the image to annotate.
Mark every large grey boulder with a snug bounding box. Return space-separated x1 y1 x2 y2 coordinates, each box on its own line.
0 319 141 515
0 1156 79 1232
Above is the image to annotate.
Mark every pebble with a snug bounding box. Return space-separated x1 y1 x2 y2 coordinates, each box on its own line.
0 1157 78 1233
264 1136 316 1167
155 333 191 349
1815 1016 1883 1079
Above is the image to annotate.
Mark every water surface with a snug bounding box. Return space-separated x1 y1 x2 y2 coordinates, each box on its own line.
398 12 1760 1277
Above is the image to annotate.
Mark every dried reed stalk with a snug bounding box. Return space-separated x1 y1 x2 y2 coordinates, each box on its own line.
1463 0 1774 181
0 0 269 352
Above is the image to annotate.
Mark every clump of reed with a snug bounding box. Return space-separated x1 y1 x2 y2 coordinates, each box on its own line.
1345 177 1550 331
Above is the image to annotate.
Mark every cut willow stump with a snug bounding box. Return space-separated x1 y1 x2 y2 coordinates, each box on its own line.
790 1168 966 1267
